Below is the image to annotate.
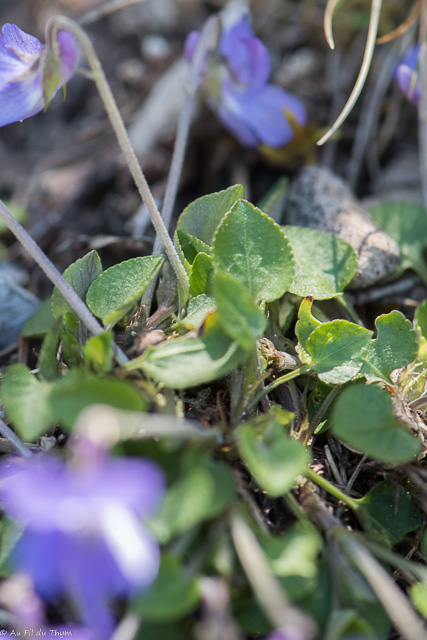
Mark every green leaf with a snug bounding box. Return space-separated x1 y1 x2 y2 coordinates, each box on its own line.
1 365 54 440
151 461 234 542
83 332 114 373
176 184 244 245
357 481 422 546
179 295 216 330
189 252 213 297
369 201 427 281
415 300 427 360
361 311 418 381
295 297 322 363
263 523 322 599
409 581 427 618
127 313 248 389
213 272 266 351
21 297 55 338
284 226 357 299
37 316 63 381
306 320 372 384
213 200 294 302
135 554 200 621
416 299 427 340
257 177 288 223
50 371 148 430
236 410 310 497
175 230 211 264
86 256 164 327
51 250 102 319
332 384 422 463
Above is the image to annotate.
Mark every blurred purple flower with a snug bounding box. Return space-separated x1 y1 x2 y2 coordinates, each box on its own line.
395 44 420 106
0 23 78 127
185 13 307 148
0 453 165 637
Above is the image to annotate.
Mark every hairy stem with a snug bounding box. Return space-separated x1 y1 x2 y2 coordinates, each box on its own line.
46 16 189 296
0 200 128 367
0 414 32 458
142 16 220 308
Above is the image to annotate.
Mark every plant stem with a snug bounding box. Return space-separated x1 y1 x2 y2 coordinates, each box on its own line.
229 512 316 637
0 415 32 458
246 364 310 412
305 467 359 511
0 200 128 367
340 534 427 640
336 295 363 325
142 16 220 308
157 16 219 247
46 16 189 297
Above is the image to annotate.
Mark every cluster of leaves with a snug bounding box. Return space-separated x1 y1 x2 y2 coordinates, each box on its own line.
2 186 427 639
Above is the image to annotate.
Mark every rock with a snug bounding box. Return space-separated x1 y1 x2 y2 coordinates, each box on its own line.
284 166 401 289
0 263 39 350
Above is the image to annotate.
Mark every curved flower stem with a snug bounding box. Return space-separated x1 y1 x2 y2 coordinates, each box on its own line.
46 16 189 297
0 200 128 367
305 467 358 511
323 0 342 50
157 16 219 247
79 0 148 26
318 0 383 146
0 414 32 458
142 16 220 308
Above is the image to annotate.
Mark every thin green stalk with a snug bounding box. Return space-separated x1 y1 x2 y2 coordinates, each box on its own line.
305 467 359 511
284 491 311 523
46 16 189 297
246 364 310 413
318 0 383 145
336 295 363 325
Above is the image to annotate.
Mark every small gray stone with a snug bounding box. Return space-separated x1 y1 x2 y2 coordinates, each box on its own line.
285 166 400 289
0 263 39 350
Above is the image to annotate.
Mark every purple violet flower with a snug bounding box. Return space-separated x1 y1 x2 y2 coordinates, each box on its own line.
185 13 307 148
0 453 165 637
395 44 421 106
0 23 78 127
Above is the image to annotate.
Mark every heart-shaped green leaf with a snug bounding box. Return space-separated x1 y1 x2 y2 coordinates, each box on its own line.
213 200 294 302
237 410 310 497
51 250 102 318
361 311 418 381
306 320 372 384
176 184 244 245
127 313 247 389
284 226 357 299
332 383 422 463
87 256 164 327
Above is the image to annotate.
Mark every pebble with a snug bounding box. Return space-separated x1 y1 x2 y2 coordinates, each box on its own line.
284 166 401 289
0 263 39 350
